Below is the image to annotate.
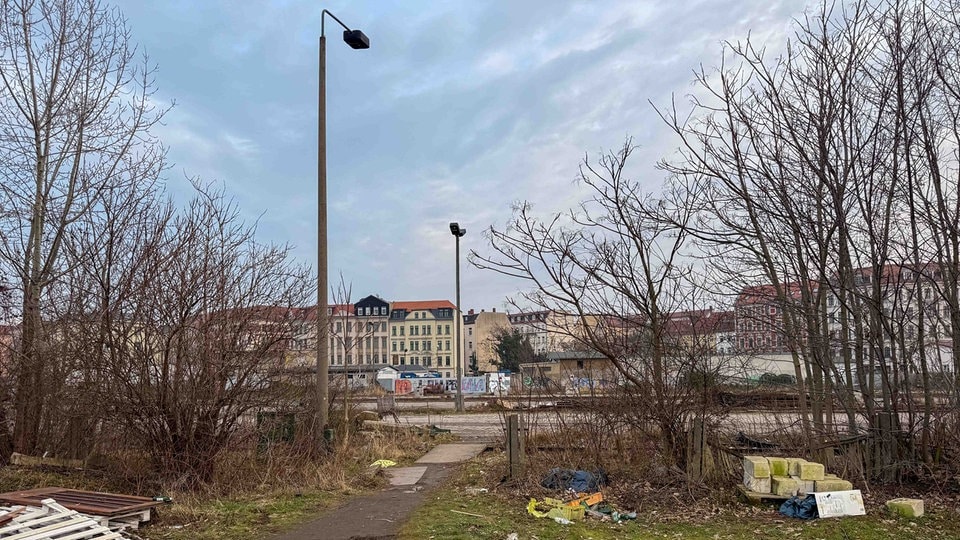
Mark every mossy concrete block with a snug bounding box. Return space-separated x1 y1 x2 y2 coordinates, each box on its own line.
814 478 853 492
886 498 924 518
797 461 825 481
767 457 789 477
772 476 799 496
786 458 806 476
743 470 771 493
790 474 815 494
744 456 770 478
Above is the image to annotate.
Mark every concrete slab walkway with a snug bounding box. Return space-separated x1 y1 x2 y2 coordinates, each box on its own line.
269 442 490 540
415 443 488 464
385 466 427 486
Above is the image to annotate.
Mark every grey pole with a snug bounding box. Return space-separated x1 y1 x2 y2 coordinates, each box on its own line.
316 10 369 442
455 232 464 412
317 33 329 438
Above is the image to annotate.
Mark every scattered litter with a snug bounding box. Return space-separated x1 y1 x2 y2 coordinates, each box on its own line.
779 494 818 519
540 468 606 492
528 491 634 524
505 533 518 540
566 492 603 507
370 459 398 468
465 487 489 495
553 516 573 525
527 498 584 522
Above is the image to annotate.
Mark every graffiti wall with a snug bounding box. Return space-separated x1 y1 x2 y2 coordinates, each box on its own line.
460 376 487 394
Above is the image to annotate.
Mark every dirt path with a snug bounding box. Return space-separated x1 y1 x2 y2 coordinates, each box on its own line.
268 444 488 540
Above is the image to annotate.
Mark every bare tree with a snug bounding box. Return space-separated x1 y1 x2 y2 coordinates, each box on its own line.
473 141 731 467
0 0 167 455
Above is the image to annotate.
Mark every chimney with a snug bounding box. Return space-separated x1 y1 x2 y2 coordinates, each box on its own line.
468 309 475 315
481 309 485 313
492 308 496 312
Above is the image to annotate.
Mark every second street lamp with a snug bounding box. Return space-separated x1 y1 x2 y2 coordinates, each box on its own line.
317 9 369 441
450 222 466 412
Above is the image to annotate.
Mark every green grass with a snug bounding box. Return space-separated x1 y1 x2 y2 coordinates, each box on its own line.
400 461 960 540
142 490 344 540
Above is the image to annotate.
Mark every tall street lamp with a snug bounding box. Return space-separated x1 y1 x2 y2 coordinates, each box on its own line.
317 9 369 439
450 222 466 412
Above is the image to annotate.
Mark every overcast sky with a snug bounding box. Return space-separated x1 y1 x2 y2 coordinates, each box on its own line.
115 0 805 312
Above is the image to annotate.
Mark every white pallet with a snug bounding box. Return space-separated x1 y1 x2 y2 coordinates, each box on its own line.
0 499 129 539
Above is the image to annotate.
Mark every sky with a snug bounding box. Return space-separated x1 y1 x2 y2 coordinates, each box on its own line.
114 0 806 312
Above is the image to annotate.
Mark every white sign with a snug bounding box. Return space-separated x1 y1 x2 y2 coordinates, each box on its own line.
813 490 865 518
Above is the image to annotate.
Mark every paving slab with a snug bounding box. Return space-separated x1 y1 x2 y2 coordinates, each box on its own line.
385 466 427 486
415 443 488 464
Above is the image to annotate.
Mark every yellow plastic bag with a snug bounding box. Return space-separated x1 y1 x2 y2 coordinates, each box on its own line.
370 459 397 468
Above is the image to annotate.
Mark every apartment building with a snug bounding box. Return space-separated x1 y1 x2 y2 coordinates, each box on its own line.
389 300 458 378
330 295 390 367
507 310 584 355
463 308 510 373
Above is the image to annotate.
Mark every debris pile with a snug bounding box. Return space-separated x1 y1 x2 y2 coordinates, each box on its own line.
529 469 636 525
0 487 163 532
0 498 132 539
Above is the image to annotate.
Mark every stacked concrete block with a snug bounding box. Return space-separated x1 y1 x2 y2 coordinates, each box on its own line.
886 498 924 518
742 455 854 495
742 456 771 492
791 475 815 494
771 475 799 496
815 476 854 492
766 457 789 477
792 460 825 481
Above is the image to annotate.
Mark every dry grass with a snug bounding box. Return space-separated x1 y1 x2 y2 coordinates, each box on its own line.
0 423 442 540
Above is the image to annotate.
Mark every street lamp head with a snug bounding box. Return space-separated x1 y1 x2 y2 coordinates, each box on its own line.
343 29 370 49
449 222 466 237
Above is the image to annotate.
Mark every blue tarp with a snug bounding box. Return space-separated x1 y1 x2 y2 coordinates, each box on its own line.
540 468 607 492
779 494 818 519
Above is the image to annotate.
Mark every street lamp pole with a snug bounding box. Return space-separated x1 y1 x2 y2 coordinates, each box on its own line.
450 222 466 412
317 10 369 440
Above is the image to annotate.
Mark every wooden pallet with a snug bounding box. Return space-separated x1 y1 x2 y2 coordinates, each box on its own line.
0 488 160 518
0 499 129 539
737 485 791 505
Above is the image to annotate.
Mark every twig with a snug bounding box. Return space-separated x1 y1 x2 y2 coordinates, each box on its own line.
451 509 487 518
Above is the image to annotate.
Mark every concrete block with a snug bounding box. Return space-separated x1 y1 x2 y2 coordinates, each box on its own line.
767 457 789 477
786 458 806 476
814 478 853 492
797 461 825 481
743 470 771 493
886 498 924 518
790 474 815 494
772 476 799 496
743 456 770 478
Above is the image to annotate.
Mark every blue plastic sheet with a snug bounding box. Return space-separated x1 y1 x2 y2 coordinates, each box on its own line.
540 468 606 492
779 494 819 519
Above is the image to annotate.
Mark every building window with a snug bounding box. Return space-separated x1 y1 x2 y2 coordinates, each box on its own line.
445 340 451 351
445 324 451 335
445 356 451 366
468 327 473 336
